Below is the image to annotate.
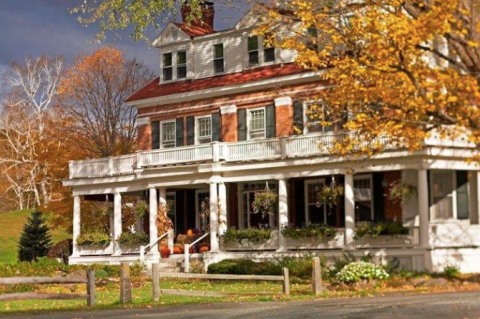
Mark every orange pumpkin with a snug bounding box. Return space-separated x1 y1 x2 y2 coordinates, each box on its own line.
199 245 210 253
173 246 183 254
187 229 193 236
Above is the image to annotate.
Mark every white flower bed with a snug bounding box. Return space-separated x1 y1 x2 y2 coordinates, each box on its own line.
336 261 389 283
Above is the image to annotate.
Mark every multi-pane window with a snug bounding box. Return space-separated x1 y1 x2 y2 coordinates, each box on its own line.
161 121 176 148
354 176 373 221
248 36 260 66
263 34 275 63
248 108 266 139
304 101 334 134
163 53 173 81
177 51 187 79
305 180 326 225
430 170 470 221
213 43 225 74
196 116 212 144
167 193 176 232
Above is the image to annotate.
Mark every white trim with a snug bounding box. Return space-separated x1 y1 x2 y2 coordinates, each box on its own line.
160 119 176 149
429 170 468 222
195 115 213 145
304 179 326 225
136 117 150 127
220 105 237 115
354 174 375 221
212 42 225 75
274 97 292 108
166 192 177 233
247 107 266 140
127 70 327 107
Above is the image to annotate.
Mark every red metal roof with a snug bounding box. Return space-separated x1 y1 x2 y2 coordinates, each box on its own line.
174 22 215 37
126 64 307 103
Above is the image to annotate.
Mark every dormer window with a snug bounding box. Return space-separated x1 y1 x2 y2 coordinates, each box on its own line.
248 36 260 67
247 35 275 67
177 51 187 79
163 53 173 81
213 43 225 74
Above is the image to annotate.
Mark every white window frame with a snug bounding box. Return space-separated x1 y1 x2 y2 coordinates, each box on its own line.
247 107 266 140
195 115 212 145
303 100 333 135
304 179 327 224
162 51 174 83
176 50 187 79
237 182 277 229
354 175 374 221
212 43 225 75
161 47 188 83
429 170 467 223
166 192 177 233
245 35 276 68
160 120 176 149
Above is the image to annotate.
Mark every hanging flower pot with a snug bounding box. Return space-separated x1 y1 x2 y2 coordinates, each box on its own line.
252 183 278 218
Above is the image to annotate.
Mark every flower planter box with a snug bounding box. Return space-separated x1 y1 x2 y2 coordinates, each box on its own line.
119 243 146 254
78 242 113 255
355 234 415 248
221 231 279 251
286 236 343 250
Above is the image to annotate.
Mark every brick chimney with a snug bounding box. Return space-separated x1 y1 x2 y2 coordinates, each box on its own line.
181 1 215 31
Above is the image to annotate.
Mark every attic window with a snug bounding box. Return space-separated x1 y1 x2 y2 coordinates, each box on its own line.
213 43 225 74
163 53 173 81
248 36 260 67
177 51 187 79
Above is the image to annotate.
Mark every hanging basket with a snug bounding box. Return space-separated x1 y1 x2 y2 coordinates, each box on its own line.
252 182 278 218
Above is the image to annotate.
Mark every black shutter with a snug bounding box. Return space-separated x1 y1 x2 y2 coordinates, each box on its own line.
238 109 247 141
293 101 304 135
373 173 385 222
151 121 160 149
212 111 221 142
266 104 276 138
176 118 184 147
186 116 195 145
457 171 469 220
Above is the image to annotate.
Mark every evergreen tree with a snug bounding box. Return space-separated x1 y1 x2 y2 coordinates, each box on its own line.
18 211 52 262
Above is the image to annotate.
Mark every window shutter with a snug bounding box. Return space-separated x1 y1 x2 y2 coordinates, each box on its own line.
151 121 160 149
176 118 184 147
212 111 221 142
266 104 276 138
186 116 195 145
293 101 304 135
456 171 469 220
238 109 247 141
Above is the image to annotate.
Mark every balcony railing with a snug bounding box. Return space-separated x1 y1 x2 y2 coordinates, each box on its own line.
68 130 469 179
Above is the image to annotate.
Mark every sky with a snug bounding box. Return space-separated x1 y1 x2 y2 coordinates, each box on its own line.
0 0 248 77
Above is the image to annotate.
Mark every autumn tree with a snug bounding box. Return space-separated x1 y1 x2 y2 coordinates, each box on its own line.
58 47 154 158
255 0 480 155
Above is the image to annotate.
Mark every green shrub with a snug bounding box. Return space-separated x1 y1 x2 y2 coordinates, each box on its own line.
281 225 337 240
95 269 109 278
18 211 52 262
208 259 281 276
76 231 110 246
222 228 272 244
443 265 460 278
118 231 149 245
336 261 389 283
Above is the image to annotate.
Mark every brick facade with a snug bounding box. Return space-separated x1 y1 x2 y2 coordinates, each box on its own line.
137 124 152 150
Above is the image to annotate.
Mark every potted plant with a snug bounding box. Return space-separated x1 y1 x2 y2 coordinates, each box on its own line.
221 227 273 249
281 224 339 249
317 185 344 208
76 231 112 255
118 229 149 253
252 190 278 218
160 247 171 259
388 181 417 204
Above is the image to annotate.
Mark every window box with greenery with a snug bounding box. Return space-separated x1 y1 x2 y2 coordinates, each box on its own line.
282 224 343 249
76 231 113 255
354 221 415 248
118 230 149 254
221 228 277 251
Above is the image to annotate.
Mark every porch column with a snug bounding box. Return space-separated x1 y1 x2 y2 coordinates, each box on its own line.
218 182 228 235
469 171 480 225
209 180 219 252
149 187 159 256
277 177 289 252
113 192 122 255
72 195 81 257
418 169 430 248
344 173 355 249
158 188 173 252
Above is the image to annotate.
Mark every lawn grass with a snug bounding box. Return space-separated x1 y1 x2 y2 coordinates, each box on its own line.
0 209 70 264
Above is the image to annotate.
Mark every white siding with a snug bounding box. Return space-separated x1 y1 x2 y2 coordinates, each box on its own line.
278 48 297 64
225 34 244 73
193 40 213 79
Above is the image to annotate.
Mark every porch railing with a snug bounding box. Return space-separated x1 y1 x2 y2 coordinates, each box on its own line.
139 230 174 265
184 232 209 273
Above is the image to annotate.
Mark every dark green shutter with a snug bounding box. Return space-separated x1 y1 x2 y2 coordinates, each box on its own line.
266 104 276 138
186 116 195 145
238 109 247 141
212 112 221 142
151 121 160 149
456 171 469 220
293 101 304 135
176 118 184 147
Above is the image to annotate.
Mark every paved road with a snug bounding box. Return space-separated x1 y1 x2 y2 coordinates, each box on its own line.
7 291 480 319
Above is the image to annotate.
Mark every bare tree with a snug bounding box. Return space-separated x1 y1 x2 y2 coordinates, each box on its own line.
59 47 155 158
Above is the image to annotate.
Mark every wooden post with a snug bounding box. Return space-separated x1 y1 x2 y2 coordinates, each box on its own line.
282 267 290 297
120 262 132 303
152 263 160 302
312 257 323 296
86 270 95 307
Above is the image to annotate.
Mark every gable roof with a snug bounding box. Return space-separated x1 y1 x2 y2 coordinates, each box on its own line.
126 63 307 104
